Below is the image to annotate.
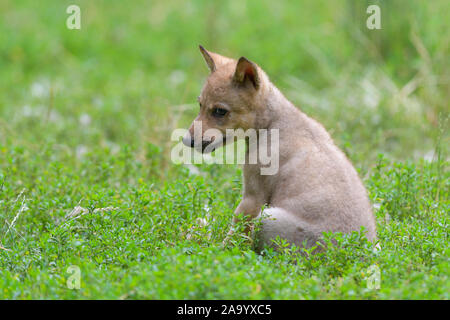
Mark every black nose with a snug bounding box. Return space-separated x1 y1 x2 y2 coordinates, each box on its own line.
190 139 195 147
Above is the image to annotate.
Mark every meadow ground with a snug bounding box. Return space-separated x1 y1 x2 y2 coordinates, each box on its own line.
0 0 448 299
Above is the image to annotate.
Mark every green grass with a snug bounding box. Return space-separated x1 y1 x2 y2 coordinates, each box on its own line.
0 0 449 299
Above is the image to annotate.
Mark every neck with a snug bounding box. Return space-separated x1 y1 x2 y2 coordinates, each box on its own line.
258 82 303 131
244 83 305 167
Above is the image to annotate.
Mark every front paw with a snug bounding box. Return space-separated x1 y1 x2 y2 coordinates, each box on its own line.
222 228 235 246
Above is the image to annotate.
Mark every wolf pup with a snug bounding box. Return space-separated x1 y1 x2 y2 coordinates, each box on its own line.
183 45 376 251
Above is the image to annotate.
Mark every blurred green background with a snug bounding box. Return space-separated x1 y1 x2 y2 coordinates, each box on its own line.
1 0 448 168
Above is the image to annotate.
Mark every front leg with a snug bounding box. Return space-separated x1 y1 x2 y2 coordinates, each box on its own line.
233 196 262 223
224 197 263 243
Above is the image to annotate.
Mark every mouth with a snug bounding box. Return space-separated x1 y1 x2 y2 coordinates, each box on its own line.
199 138 224 153
182 134 229 153
188 136 227 153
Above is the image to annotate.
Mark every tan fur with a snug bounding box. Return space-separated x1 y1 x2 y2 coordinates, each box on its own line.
184 46 376 251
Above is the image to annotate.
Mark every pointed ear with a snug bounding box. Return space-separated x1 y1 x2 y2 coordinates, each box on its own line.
233 57 260 89
199 45 216 72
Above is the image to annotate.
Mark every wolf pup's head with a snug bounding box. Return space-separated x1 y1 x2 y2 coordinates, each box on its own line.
183 46 269 153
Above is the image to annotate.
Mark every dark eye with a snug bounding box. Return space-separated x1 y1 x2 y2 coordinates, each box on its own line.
212 107 228 117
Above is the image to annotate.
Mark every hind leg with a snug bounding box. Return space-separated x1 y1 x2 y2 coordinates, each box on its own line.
254 207 320 252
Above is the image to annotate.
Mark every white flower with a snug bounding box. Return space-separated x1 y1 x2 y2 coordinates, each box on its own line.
79 113 91 126
169 70 186 86
22 105 33 117
31 81 49 98
76 145 88 159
